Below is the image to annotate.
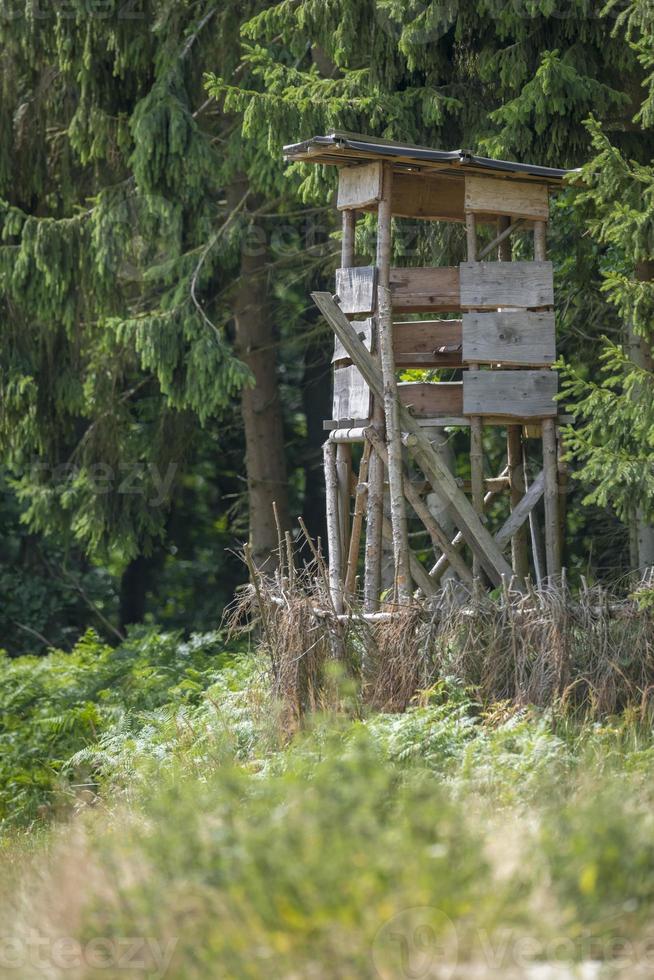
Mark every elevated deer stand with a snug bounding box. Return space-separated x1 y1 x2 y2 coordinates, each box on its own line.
284 133 571 614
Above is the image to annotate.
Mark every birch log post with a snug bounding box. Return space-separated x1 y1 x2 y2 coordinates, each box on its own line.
498 215 529 582
336 209 356 596
465 211 484 578
323 440 344 613
507 425 530 583
542 418 561 582
344 441 370 596
364 164 392 611
336 443 352 565
378 281 411 601
534 219 560 581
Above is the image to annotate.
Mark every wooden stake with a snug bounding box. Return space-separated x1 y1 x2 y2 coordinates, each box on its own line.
507 425 529 584
534 220 547 261
542 418 561 582
465 212 477 261
378 282 411 602
323 440 344 613
341 209 356 266
557 426 568 564
336 442 352 565
344 441 370 596
364 164 392 611
465 211 484 579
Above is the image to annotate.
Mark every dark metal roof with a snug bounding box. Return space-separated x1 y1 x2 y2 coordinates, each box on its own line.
283 132 575 183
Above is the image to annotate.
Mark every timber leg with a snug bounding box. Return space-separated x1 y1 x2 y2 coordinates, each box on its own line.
507 425 529 585
542 418 561 583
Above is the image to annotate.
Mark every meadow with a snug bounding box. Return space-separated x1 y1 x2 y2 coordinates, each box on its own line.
2 612 654 979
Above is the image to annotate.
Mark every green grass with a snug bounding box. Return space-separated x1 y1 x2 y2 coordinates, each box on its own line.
3 634 654 977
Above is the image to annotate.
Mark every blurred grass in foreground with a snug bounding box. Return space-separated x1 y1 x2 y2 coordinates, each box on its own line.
2 636 654 977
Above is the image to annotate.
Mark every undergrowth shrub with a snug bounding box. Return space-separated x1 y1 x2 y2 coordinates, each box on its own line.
80 732 501 979
0 628 238 827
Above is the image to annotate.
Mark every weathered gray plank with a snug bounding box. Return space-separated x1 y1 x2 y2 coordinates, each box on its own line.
335 266 377 314
398 381 463 418
495 471 545 548
337 162 383 210
465 175 549 221
333 364 370 421
393 319 462 367
390 266 460 312
463 370 557 418
459 261 553 309
462 311 556 366
391 173 465 222
332 318 373 363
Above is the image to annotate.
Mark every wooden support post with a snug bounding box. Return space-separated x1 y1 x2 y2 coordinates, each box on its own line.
336 443 352 567
542 418 561 583
557 427 568 564
379 279 411 602
324 440 344 612
497 215 511 262
364 163 392 611
470 416 484 578
507 425 530 584
311 292 515 587
534 220 547 262
341 209 356 266
465 211 484 579
465 212 477 262
344 442 370 596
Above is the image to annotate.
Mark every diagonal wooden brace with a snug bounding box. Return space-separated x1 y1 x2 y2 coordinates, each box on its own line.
312 291 515 587
365 425 474 589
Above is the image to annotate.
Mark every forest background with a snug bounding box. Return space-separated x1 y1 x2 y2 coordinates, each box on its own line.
1 0 653 653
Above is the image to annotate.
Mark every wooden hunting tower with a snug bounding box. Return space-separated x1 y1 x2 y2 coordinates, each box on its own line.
284 132 572 612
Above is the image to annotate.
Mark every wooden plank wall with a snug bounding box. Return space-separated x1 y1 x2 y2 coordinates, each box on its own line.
398 381 463 417
333 364 371 420
337 162 383 210
335 266 377 314
390 266 460 312
392 173 465 222
465 175 549 220
459 261 553 309
463 370 557 418
333 318 373 363
393 319 462 367
462 311 555 366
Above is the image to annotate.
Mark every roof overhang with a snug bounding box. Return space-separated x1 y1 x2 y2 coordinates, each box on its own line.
283 132 575 185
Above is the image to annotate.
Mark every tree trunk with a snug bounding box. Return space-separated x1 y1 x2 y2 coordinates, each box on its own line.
119 553 162 629
229 180 290 572
628 261 654 569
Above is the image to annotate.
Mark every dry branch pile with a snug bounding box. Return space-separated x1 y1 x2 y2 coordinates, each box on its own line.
229 537 654 720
